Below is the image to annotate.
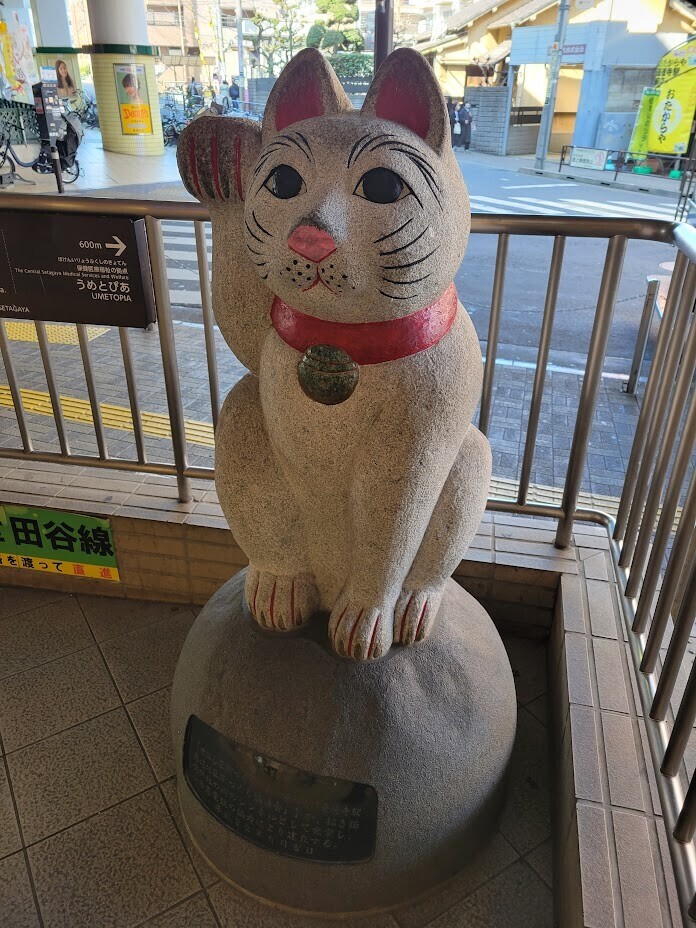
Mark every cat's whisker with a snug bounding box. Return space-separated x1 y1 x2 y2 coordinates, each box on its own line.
381 274 432 286
379 226 430 257
252 211 273 238
378 289 418 300
381 245 440 271
244 220 265 245
373 217 414 245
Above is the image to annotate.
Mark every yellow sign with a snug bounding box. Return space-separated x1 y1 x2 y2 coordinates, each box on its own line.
0 553 120 580
114 63 153 136
647 38 696 154
629 87 660 156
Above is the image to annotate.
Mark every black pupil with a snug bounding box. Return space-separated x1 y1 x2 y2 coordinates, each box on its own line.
360 167 403 204
270 164 303 199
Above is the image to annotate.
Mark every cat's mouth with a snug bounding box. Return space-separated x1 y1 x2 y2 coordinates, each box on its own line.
302 273 334 294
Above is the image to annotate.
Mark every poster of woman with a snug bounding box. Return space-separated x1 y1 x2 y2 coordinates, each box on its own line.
55 59 76 98
114 64 152 135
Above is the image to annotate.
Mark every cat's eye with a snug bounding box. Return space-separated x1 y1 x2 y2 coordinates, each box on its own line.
354 168 410 204
263 164 305 199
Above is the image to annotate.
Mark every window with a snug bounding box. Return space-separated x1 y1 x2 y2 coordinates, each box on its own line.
146 10 182 26
221 13 236 28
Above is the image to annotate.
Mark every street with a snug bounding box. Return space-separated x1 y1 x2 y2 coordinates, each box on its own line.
161 154 677 376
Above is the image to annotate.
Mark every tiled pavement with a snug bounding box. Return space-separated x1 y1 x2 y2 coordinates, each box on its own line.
0 585 553 928
0 310 641 500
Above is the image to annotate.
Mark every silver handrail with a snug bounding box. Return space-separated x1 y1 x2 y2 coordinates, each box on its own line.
0 195 695 921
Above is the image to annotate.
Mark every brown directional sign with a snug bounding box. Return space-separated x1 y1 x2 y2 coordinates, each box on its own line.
0 212 156 328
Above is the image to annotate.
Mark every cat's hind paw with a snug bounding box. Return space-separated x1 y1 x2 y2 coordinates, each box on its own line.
329 597 393 661
393 587 444 646
245 566 318 631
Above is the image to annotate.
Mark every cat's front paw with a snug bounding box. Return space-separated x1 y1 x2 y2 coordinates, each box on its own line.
245 565 318 631
393 587 444 646
329 595 393 661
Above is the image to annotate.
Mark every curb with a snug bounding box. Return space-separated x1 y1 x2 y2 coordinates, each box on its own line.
517 166 678 199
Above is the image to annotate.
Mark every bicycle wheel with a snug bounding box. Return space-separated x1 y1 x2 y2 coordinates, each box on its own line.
62 160 79 184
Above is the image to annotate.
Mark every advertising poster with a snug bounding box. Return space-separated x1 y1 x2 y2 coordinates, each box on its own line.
648 37 696 154
114 63 153 135
6 9 38 105
629 87 660 156
54 58 77 98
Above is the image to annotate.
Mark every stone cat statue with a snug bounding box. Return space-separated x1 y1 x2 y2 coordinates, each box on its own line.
178 47 491 661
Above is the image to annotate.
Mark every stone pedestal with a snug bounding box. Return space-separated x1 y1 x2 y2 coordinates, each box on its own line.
171 570 517 915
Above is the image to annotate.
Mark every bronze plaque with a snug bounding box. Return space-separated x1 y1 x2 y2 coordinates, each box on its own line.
183 715 378 863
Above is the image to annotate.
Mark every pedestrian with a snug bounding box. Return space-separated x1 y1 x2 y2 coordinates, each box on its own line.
461 101 474 151
445 95 454 119
229 79 240 111
450 101 464 148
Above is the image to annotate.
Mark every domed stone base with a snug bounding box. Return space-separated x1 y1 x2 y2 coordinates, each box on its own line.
171 570 517 915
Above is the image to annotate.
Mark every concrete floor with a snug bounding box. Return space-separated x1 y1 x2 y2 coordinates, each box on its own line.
0 585 552 928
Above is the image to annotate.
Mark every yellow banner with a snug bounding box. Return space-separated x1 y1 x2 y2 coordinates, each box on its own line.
629 87 660 156
0 551 120 580
648 37 696 154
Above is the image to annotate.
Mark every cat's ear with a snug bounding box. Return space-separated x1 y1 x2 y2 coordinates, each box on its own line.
361 48 449 154
178 115 262 205
262 48 352 142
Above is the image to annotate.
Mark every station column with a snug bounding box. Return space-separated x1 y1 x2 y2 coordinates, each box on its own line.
85 0 163 156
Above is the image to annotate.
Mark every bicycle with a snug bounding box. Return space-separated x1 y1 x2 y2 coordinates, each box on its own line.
65 89 99 129
0 117 80 186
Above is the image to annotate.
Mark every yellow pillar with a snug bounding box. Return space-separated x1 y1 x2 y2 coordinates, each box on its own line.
85 0 163 156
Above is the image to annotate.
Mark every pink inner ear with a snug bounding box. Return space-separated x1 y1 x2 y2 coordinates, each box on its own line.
375 73 430 140
275 79 323 131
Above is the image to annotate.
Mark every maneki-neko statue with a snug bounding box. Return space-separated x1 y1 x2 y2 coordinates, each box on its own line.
172 48 516 915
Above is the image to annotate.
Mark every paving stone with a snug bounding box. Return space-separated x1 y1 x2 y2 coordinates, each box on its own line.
576 803 616 928
560 574 585 634
586 579 620 640
0 852 40 928
140 893 218 928
0 761 21 860
127 686 174 782
601 712 644 812
498 708 551 855
583 552 610 581
612 809 663 928
565 633 594 707
568 705 603 804
525 838 553 889
593 638 631 714
0 597 93 681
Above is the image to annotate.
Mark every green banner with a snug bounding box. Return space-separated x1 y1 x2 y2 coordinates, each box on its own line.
0 504 119 580
629 87 660 157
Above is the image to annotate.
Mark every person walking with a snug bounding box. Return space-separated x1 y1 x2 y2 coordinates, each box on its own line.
229 79 240 111
450 101 464 148
461 101 474 151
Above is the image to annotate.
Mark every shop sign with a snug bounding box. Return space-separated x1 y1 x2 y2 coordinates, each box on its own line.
0 211 155 327
0 504 119 581
648 37 696 154
569 147 608 170
629 87 660 156
114 63 153 135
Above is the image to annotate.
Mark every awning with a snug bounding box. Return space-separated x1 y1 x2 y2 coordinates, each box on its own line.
472 38 511 65
669 0 696 22
489 0 558 29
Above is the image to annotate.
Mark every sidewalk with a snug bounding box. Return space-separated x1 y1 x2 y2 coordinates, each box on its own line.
461 148 682 198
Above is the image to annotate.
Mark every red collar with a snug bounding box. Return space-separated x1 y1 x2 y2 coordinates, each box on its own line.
270 285 457 365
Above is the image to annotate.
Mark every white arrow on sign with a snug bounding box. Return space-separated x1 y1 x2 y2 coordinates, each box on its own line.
105 235 126 257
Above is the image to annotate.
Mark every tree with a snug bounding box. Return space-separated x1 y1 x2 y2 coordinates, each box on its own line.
306 23 326 48
314 0 364 52
246 0 310 77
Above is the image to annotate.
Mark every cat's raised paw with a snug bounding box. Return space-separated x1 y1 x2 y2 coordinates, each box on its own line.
329 597 393 660
245 566 318 631
393 588 443 646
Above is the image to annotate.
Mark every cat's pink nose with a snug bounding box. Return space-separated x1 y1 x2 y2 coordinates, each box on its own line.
287 225 336 263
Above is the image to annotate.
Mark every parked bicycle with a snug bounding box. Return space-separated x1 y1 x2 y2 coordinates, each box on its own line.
0 110 82 185
65 89 99 130
161 104 187 147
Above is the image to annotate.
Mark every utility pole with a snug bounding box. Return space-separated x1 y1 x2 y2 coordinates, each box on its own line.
534 0 570 171
236 0 246 99
374 0 393 70
177 0 189 81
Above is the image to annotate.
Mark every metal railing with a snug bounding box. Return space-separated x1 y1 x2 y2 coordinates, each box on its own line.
0 195 695 921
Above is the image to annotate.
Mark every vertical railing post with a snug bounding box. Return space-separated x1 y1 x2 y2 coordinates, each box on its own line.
626 277 659 396
555 235 627 548
146 215 191 503
478 233 509 437
518 235 565 505
195 220 220 430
